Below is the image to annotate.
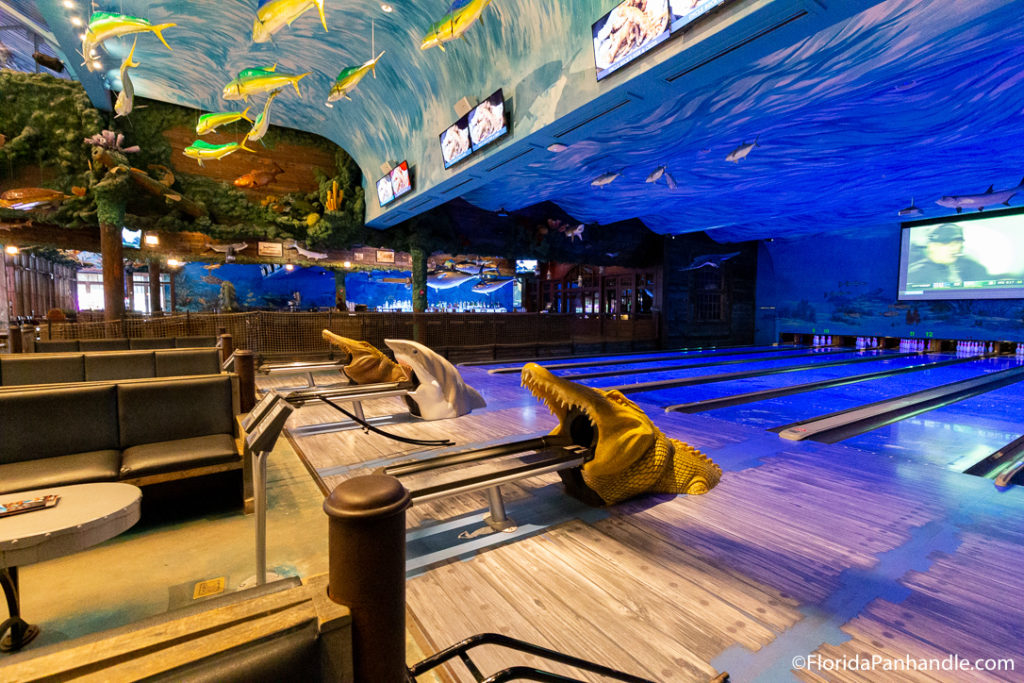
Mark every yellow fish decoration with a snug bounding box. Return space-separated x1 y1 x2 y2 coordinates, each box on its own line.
421 0 493 51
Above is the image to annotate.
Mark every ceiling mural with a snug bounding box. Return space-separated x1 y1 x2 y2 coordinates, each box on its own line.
22 0 1024 244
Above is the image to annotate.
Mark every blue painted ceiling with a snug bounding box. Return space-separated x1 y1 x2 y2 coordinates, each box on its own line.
15 0 1024 243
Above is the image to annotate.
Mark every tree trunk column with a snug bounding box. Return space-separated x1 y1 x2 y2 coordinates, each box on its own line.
99 223 125 321
333 268 347 311
149 260 163 314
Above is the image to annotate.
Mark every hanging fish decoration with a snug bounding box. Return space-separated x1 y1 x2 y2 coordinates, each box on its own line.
472 277 515 294
421 0 493 52
326 51 385 104
222 65 310 101
285 239 328 260
183 140 255 166
252 0 327 44
114 39 139 118
244 90 280 144
81 11 175 71
196 108 253 135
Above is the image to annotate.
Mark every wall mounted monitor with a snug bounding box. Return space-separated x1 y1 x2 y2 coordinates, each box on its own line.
670 0 735 34
468 90 508 152
389 161 412 200
593 0 672 81
439 114 472 169
376 175 395 207
515 259 538 274
121 227 142 249
898 208 1024 300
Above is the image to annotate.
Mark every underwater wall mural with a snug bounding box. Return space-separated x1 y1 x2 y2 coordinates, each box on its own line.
31 0 1024 242
759 233 1024 343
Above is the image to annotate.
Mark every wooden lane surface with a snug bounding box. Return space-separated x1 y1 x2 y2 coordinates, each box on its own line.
273 363 1024 682
798 529 1024 682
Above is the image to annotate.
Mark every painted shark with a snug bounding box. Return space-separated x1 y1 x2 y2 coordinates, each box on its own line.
322 330 410 384
385 338 487 420
427 270 477 289
726 136 759 162
936 178 1024 213
521 363 721 505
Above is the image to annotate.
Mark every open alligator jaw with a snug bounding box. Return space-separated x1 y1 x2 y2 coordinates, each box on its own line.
521 362 722 504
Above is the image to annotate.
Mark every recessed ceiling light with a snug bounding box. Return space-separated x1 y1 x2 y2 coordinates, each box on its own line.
343 260 352 268
380 3 393 12
285 263 294 271
70 16 83 26
4 245 19 255
78 32 86 40
547 143 568 152
144 234 159 246
62 0 75 7
166 258 181 267
91 60 102 69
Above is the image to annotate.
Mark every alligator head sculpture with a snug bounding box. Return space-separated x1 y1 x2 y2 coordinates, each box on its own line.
322 330 410 384
521 362 721 505
385 338 487 420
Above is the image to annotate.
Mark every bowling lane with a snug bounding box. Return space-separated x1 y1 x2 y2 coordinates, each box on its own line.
580 349 884 389
479 345 789 372
554 346 823 378
629 351 940 407
839 359 1024 471
692 355 1021 430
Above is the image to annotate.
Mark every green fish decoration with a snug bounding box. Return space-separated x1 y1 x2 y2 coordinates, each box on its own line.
183 140 255 166
420 0 492 52
245 91 280 144
253 0 327 43
326 51 385 104
113 39 139 118
222 64 310 101
82 11 175 71
196 107 254 135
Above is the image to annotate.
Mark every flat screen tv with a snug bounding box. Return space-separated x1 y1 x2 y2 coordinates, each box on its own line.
439 114 472 169
898 208 1024 301
375 175 395 207
593 0 672 81
669 0 735 33
468 90 508 152
515 259 538 274
389 161 412 200
121 227 142 249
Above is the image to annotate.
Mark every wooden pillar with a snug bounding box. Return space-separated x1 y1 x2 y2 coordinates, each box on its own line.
149 260 163 314
168 269 177 313
99 223 125 321
410 246 427 344
333 268 347 311
234 349 256 413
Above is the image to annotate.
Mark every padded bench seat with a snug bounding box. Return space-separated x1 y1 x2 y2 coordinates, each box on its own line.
121 433 238 479
0 450 121 494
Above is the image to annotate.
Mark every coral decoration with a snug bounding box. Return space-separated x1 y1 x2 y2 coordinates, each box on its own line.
325 180 344 211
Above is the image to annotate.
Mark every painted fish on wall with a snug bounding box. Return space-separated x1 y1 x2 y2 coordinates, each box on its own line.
420 0 493 51
253 0 327 43
326 51 385 104
222 65 310 101
82 11 174 71
234 161 284 188
114 39 139 118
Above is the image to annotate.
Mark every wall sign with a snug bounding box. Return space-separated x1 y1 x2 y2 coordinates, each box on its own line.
258 242 283 257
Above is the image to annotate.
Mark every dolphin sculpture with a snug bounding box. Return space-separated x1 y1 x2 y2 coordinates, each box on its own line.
385 338 486 420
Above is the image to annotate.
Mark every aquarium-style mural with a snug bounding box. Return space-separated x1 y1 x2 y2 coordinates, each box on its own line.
759 234 1024 343
174 262 514 312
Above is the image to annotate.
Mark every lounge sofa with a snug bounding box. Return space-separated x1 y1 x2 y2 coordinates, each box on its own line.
33 336 217 353
0 348 222 386
0 374 242 496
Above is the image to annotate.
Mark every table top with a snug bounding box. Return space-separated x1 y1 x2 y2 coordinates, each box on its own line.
0 483 141 569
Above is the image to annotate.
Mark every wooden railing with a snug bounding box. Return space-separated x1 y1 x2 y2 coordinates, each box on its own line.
46 312 661 361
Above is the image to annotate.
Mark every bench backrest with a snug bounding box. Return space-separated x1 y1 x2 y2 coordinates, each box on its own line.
0 385 120 464
118 375 236 448
0 349 222 386
34 336 218 353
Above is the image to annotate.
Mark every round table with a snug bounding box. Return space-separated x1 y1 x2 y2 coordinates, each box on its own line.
0 482 141 652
